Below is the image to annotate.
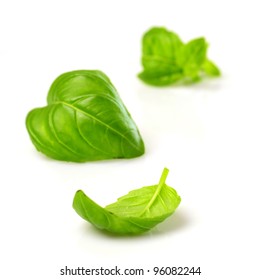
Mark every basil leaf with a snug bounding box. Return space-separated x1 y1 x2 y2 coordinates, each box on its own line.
73 168 181 235
141 27 184 71
181 37 207 80
138 27 220 86
202 59 221 76
138 69 183 86
26 70 145 162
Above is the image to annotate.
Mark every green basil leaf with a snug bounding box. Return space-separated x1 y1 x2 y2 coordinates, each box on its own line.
141 27 184 70
138 27 220 86
138 69 183 86
182 38 207 66
202 59 221 76
181 37 207 80
138 27 183 86
26 70 145 162
73 168 181 235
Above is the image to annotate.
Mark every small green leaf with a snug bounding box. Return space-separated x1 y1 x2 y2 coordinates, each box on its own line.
182 38 207 66
141 27 184 70
73 168 181 235
138 69 183 86
202 59 221 76
182 37 207 79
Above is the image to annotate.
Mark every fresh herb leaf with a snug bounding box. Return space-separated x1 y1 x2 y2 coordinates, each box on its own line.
73 168 181 235
142 27 184 71
202 59 221 76
138 27 221 86
26 70 145 162
182 37 207 81
138 69 183 86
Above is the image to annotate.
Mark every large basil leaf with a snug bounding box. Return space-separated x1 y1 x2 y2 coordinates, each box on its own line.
26 70 145 162
73 168 181 234
138 27 221 86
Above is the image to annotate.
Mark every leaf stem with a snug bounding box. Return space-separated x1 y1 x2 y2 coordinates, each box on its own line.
139 168 169 216
158 167 169 188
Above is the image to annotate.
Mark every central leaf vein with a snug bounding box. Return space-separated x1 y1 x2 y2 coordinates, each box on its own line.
57 101 142 153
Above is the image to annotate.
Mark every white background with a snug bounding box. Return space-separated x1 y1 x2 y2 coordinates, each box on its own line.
1 0 259 279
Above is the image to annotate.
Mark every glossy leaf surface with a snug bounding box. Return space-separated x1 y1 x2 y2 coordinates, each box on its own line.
26 70 145 162
73 168 181 234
